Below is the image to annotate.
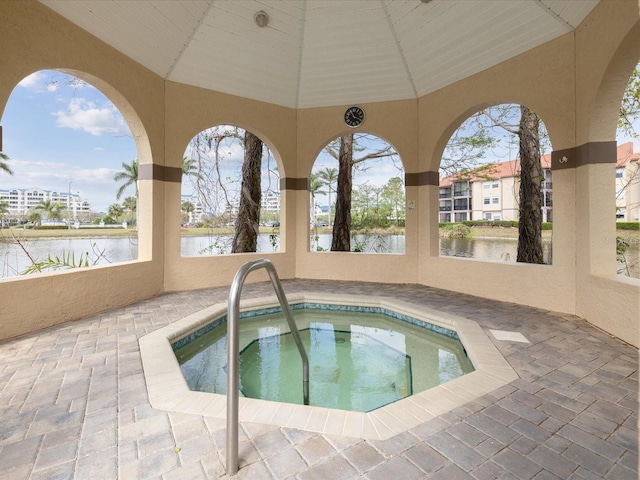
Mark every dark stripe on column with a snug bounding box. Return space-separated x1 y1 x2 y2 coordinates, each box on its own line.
405 171 439 186
552 141 617 170
138 164 182 182
280 178 309 190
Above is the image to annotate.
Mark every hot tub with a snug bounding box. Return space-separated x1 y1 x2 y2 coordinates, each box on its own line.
140 293 517 440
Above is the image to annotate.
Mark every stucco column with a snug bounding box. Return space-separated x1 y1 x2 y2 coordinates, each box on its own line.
408 171 439 283
280 177 305 256
569 143 618 276
139 163 180 263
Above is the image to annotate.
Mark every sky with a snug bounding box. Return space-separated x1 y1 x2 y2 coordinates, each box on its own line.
1 70 638 213
181 125 282 215
311 134 404 189
1 70 137 212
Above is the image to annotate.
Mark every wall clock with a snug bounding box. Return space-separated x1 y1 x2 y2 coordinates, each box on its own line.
344 106 365 128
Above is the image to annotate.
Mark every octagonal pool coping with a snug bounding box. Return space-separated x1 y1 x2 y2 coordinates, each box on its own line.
139 292 518 440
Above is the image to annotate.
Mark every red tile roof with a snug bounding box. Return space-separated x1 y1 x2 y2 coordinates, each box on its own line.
617 142 640 167
440 143 638 186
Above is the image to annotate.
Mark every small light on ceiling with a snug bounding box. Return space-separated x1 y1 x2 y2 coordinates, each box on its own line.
254 10 269 28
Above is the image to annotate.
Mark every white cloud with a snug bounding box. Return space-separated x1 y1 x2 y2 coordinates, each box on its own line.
53 98 129 136
17 72 45 89
9 158 68 170
5 157 123 211
72 167 119 184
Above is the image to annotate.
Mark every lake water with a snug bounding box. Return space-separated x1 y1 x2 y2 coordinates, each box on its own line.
439 237 553 264
1 234 637 279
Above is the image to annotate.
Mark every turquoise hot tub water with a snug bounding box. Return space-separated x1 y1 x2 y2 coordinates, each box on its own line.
173 304 474 413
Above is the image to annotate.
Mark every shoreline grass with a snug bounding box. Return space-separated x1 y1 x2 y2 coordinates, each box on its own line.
2 225 637 242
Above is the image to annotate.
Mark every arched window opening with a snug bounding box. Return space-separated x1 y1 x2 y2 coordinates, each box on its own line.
0 70 139 278
180 125 279 256
310 133 405 254
615 63 640 279
439 104 553 265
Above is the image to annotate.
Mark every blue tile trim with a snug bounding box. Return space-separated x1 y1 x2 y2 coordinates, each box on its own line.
171 302 459 351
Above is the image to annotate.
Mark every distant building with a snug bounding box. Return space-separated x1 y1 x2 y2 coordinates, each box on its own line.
0 187 91 220
180 193 206 223
438 178 473 223
615 142 640 222
180 189 280 224
261 190 280 212
440 143 639 223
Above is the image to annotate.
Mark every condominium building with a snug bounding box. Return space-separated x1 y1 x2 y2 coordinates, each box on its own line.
260 190 280 212
616 142 640 222
438 178 473 223
440 143 639 223
0 187 91 221
180 189 280 224
180 193 205 223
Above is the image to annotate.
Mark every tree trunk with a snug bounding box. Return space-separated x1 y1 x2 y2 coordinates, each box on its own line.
232 131 262 253
331 134 353 251
517 106 544 264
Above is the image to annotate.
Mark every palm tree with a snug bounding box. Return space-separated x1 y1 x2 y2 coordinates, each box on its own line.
115 159 138 229
35 199 66 221
114 158 138 200
309 173 326 226
108 203 124 222
182 156 202 181
122 196 137 224
27 210 42 226
181 200 195 224
316 167 338 227
0 152 14 175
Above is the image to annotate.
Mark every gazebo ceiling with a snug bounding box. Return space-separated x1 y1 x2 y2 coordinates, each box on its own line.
40 0 598 109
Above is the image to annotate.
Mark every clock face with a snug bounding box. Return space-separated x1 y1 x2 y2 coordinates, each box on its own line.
344 106 365 128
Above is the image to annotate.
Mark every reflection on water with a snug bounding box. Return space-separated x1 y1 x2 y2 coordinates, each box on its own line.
439 237 553 264
310 233 406 253
440 235 639 278
1 233 637 279
176 309 473 412
0 236 139 278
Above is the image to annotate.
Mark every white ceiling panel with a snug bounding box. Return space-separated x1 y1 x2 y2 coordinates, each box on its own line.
40 0 600 109
169 1 304 106
393 0 570 96
541 0 599 28
41 0 209 77
297 0 415 107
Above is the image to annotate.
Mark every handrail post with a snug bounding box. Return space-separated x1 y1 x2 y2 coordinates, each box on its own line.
264 265 310 405
226 258 309 476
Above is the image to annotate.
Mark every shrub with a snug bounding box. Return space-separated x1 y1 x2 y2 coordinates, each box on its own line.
616 222 639 230
462 220 518 228
441 220 554 230
34 225 68 230
442 224 471 238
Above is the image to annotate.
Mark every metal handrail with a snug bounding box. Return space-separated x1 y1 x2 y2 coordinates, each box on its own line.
226 258 309 476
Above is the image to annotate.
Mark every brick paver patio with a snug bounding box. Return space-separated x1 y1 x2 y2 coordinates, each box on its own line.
0 280 637 479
